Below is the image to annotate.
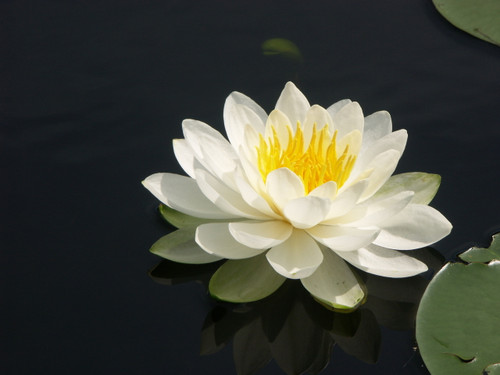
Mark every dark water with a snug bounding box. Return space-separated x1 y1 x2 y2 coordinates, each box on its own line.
2 1 499 374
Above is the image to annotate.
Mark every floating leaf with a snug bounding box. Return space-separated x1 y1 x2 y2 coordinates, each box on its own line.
416 261 500 375
432 0 500 46
261 38 303 62
459 232 500 263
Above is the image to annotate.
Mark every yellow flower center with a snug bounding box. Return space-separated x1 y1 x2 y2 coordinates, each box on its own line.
256 123 357 194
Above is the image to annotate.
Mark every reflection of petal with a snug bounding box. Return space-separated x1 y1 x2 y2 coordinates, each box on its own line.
233 318 272 375
209 253 286 303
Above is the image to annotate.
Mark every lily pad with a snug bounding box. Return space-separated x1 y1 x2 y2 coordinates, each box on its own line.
261 38 303 62
432 0 500 46
459 232 500 263
416 261 500 375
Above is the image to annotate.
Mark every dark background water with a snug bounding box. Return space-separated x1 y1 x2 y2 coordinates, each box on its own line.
2 1 499 374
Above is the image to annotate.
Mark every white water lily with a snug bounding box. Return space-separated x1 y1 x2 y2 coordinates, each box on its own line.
143 82 452 309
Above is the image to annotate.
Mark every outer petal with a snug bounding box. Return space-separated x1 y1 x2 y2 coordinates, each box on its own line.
331 101 364 139
172 139 196 178
336 244 428 278
308 181 337 199
374 204 452 250
209 253 286 303
306 225 380 252
301 247 365 309
150 227 222 264
196 223 267 259
275 82 310 127
235 176 281 219
323 180 368 222
182 119 239 188
361 110 392 152
195 168 268 219
266 230 323 279
224 101 267 150
266 168 305 211
142 173 236 219
283 196 331 229
373 172 441 205
229 220 293 249
326 99 352 117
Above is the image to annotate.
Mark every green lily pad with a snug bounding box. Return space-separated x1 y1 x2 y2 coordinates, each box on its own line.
459 233 500 263
432 0 500 46
416 261 500 375
209 253 286 303
261 38 303 62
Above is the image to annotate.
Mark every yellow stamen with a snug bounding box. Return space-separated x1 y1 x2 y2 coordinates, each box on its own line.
256 122 357 194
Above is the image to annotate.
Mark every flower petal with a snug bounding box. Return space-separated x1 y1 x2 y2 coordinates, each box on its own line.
229 220 292 249
196 222 267 259
336 244 428 278
224 99 266 150
172 139 196 178
307 225 380 252
209 253 286 303
183 119 239 188
195 168 268 219
303 104 334 148
301 248 365 309
331 101 364 139
361 110 392 152
142 173 236 219
265 109 293 149
266 168 305 211
275 82 310 127
374 172 441 205
150 227 222 264
308 181 337 199
283 196 331 229
323 180 368 222
357 149 402 201
374 204 452 250
234 176 280 218
266 230 323 279
326 99 352 117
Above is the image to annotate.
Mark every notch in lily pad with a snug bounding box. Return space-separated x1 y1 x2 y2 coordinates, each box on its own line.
459 232 500 263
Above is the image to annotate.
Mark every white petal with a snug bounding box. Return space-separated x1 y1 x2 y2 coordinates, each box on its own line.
301 248 365 309
229 220 292 249
357 149 402 201
172 139 196 178
224 100 266 149
374 204 452 250
307 225 380 252
283 196 331 229
337 244 428 277
266 230 323 279
225 90 268 125
235 176 280 218
142 173 236 219
275 82 310 127
238 147 267 195
265 109 293 149
308 181 337 199
326 99 352 117
182 119 239 188
353 129 407 177
196 223 267 259
303 104 334 149
194 168 268 219
266 168 305 211
361 110 392 152
346 191 414 227
374 172 441 205
331 101 364 139
323 180 368 222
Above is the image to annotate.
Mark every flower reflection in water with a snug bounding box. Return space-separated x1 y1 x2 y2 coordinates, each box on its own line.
149 247 444 375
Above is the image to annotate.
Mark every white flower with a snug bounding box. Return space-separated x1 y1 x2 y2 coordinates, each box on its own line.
143 82 452 309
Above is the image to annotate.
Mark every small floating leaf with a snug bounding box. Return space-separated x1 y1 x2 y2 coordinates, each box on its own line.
432 0 500 46
416 261 500 374
459 232 500 263
261 38 303 62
